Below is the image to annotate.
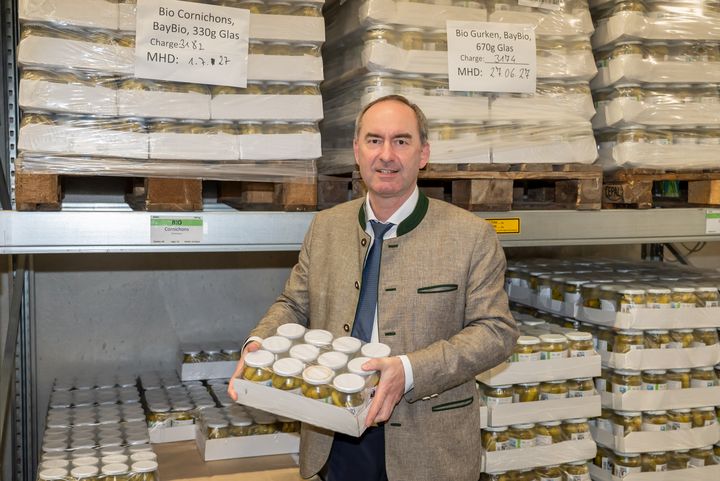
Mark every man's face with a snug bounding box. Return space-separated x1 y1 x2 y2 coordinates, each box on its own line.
354 100 430 204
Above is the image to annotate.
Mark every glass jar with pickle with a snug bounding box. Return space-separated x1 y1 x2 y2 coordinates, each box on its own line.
614 330 644 353
563 461 590 481
667 368 691 389
483 384 514 406
482 426 511 451
597 408 614 432
595 446 613 472
694 286 719 307
289 343 320 364
641 451 667 472
511 336 541 362
271 357 303 392
668 450 690 469
568 377 595 397
277 416 300 433
668 409 693 430
229 417 253 436
671 287 697 308
644 329 670 349
566 331 594 357
539 380 569 400
301 365 334 402
254 415 279 435
613 411 642 436
645 287 672 308
347 356 379 388
596 327 614 353
691 407 717 428
509 423 536 449
331 373 366 409
693 328 719 346
641 370 668 390
669 329 695 348
581 283 601 309
398 27 424 50
539 334 569 360
513 382 540 403
614 452 642 478
689 446 717 467
536 465 563 481
535 421 564 445
362 25 398 46
304 329 333 349
206 419 229 439
242 350 274 385
691 366 718 388
100 463 130 481
562 418 591 440
182 347 204 363
642 411 668 431
612 369 643 394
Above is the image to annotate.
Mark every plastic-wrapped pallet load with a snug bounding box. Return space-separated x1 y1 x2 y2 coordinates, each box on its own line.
504 258 720 481
319 0 599 173
589 0 720 170
38 374 161 481
16 0 325 184
477 313 601 481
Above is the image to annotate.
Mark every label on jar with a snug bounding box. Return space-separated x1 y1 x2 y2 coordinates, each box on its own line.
671 302 696 309
514 352 542 362
691 341 707 348
627 344 644 351
485 395 513 407
541 349 568 360
615 465 642 477
536 434 553 446
569 389 593 398
667 342 684 349
641 422 668 431
612 382 642 394
594 378 607 392
172 418 195 427
539 476 562 481
564 292 581 305
691 379 715 388
539 392 568 400
689 457 706 468
652 463 667 472
565 473 590 481
569 349 592 358
619 303 638 314
510 437 536 449
647 302 671 309
666 380 683 390
600 299 617 312
496 440 512 451
669 420 692 430
570 431 591 441
597 339 608 352
702 419 716 427
601 456 612 472
642 382 668 391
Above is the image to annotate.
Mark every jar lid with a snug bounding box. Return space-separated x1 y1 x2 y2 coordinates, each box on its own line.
101 454 129 465
565 418 588 423
539 334 567 343
517 336 540 345
517 382 540 387
333 373 365 394
671 287 695 293
70 466 100 478
207 419 229 428
303 329 333 347
71 456 99 467
41 459 69 469
318 351 349 371
131 460 159 473
646 329 669 334
544 380 566 384
101 463 129 475
262 336 292 354
644 410 668 415
693 366 714 371
565 331 592 341
332 336 362 354
347 357 377 377
302 365 334 385
696 287 718 292
244 349 274 368
647 451 666 456
130 452 157 462
617 411 642 416
670 408 691 413
276 323 306 339
615 369 641 375
72 448 97 458
38 468 68 480
484 426 508 432
289 344 320 363
172 402 194 411
615 452 640 457
539 421 561 426
272 357 304 377
230 417 253 427
669 368 690 373
361 342 392 358
510 423 535 429
573 377 592 382
617 329 643 335
644 369 667 375
647 288 671 294
619 288 646 294
673 328 693 333
695 327 717 332
695 406 715 411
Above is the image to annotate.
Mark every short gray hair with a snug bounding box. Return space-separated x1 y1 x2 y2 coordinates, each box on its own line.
354 94 429 145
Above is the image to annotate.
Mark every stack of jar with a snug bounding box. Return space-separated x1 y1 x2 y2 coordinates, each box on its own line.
319 0 598 174
206 379 235 408
142 381 218 431
240 324 384 410
16 0 324 183
197 405 300 440
38 448 159 481
182 344 241 363
589 0 720 170
480 462 593 481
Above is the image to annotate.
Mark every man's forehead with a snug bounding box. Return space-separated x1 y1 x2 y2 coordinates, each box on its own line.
360 100 420 135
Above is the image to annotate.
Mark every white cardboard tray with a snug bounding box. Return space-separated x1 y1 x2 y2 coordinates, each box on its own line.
178 361 237 382
482 438 596 474
210 94 324 121
600 345 720 371
487 395 601 427
149 423 196 444
117 90 212 120
19 0 118 30
591 55 720 89
592 98 720 129
597 142 720 171
591 423 720 454
195 426 300 461
590 461 720 481
600 387 720 411
578 306 720 330
477 355 601 386
19 78 118 116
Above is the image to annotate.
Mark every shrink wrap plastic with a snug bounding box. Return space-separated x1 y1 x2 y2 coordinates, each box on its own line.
16 16 324 181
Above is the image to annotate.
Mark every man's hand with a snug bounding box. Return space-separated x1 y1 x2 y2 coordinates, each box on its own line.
363 356 405 427
227 340 261 401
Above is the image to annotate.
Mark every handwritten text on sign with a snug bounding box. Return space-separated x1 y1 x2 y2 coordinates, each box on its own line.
135 0 250 87
446 21 536 94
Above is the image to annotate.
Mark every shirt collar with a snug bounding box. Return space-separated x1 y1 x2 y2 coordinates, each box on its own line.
364 186 419 228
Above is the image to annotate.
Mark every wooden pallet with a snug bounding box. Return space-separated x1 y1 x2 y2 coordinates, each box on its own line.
318 164 602 211
603 169 720 209
14 172 317 212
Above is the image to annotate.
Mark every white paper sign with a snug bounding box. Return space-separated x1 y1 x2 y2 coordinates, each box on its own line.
706 209 720 234
135 0 250 87
151 216 203 244
446 21 536 94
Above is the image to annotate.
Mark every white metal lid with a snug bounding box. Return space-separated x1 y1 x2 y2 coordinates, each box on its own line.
230 416 253 427
276 323 307 340
617 411 642 416
565 418 588 423
539 420 561 426
332 373 365 394
696 286 718 292
72 448 97 458
244 349 275 368
619 288 646 294
41 459 69 469
289 344 320 363
617 329 643 335
70 466 100 478
131 460 159 473
38 468 68 480
539 334 567 343
361 342 391 358
127 444 153 453
130 451 157 463
564 331 592 341
644 369 667 375
671 287 695 293
72 456 99 467
101 463 129 475
517 336 540 345
646 329 669 334
332 336 362 354
644 410 667 415
272 357 304 377
347 357 377 377
484 426 508 431
304 329 333 347
318 351 349 371
302 365 334 385
101 454 129 465
647 288 671 294
615 369 641 375
510 423 535 429
262 336 292 354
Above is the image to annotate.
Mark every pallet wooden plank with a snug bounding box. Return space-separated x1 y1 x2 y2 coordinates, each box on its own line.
15 172 62 211
688 180 720 205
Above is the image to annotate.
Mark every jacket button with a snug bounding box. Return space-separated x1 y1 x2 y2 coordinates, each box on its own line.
361 238 367 247
354 281 359 289
343 324 350 332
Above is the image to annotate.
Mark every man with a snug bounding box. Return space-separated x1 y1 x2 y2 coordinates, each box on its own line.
229 95 517 481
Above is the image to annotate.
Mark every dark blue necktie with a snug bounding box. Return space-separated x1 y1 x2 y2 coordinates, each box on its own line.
352 221 394 343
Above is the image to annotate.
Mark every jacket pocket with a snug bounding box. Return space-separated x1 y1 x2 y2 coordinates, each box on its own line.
431 396 474 412
417 284 458 294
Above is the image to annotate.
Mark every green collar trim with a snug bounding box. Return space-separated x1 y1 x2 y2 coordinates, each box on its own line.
357 191 429 237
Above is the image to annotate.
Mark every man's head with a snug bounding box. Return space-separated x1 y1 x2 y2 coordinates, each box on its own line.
353 95 430 207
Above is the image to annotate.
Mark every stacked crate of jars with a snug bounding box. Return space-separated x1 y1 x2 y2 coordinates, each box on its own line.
477 310 601 481
38 374 160 481
178 342 242 382
589 0 720 170
16 0 324 183
504 259 720 481
319 0 599 173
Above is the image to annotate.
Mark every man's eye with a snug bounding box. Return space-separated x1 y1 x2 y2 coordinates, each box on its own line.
368 138 381 144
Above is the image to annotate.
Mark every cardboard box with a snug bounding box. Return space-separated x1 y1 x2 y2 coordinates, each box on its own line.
361 0 489 30
210 95 323 121
19 123 148 159
590 460 720 481
237 133 321 161
599 345 720 371
488 9 594 36
233 379 370 438
600 387 720 411
487 395 601 427
195 426 300 462
591 55 720 89
578 306 720 330
247 55 324 82
149 132 239 161
17 36 134 74
178 361 237 382
598 142 720 171
482 438 596 474
360 92 490 122
477 355 601 386
592 97 720 129
19 0 118 30
149 423 197 444
117 90 212 120
19 78 118 116
591 424 720 454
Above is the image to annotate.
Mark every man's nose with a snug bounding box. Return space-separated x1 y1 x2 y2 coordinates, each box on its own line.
379 141 395 161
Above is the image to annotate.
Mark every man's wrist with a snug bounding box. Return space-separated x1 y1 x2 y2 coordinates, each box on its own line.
398 354 414 394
